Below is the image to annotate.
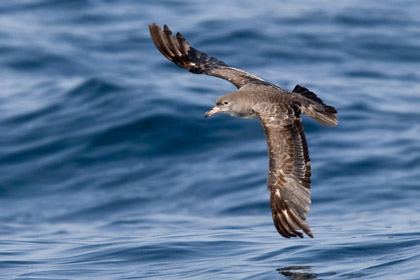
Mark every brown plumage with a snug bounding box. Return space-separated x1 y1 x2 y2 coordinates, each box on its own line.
149 24 338 238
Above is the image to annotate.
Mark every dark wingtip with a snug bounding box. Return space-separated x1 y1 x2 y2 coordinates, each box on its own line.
305 229 314 238
163 24 170 34
271 193 314 239
148 23 159 33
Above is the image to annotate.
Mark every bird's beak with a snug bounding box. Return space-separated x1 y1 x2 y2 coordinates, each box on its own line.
204 106 220 118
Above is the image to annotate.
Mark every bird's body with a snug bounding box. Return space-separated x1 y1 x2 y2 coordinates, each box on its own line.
149 24 338 238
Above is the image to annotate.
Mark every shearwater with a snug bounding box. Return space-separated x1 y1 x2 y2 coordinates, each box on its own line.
149 24 338 238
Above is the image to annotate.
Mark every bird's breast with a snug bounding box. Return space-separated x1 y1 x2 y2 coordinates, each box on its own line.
227 110 258 119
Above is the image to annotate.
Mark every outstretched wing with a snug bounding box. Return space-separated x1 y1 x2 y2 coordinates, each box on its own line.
258 110 313 238
149 24 268 89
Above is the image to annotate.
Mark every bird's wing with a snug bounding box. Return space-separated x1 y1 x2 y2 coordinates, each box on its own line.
257 109 313 238
149 24 268 89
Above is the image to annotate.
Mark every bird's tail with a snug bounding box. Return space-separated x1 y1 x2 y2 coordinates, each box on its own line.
292 85 338 126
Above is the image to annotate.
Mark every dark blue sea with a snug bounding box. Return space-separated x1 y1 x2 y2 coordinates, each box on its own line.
1 0 420 279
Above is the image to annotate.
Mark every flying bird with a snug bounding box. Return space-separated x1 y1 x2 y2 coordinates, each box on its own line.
149 24 338 238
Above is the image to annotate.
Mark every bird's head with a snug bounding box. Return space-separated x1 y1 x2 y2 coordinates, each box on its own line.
205 92 251 118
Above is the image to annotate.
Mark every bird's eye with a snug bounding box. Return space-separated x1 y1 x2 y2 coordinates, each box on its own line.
223 101 229 105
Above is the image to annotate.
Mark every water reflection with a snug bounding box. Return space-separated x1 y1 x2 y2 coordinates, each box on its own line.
277 266 317 280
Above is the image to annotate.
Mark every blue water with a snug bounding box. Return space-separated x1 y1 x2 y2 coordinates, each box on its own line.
1 0 420 279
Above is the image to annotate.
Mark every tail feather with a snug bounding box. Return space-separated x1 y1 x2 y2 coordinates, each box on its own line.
292 85 338 126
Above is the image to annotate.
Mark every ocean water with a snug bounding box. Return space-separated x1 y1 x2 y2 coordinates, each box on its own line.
1 0 420 279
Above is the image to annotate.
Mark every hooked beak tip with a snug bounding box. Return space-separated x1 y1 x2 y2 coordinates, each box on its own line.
204 107 220 119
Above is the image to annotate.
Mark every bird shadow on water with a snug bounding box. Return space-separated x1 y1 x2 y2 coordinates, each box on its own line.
276 266 338 279
276 266 318 280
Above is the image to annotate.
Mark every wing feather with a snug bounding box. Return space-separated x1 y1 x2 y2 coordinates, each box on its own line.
149 24 268 89
258 110 313 238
